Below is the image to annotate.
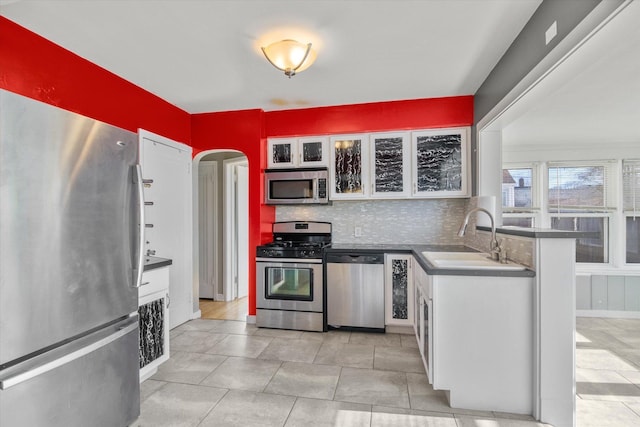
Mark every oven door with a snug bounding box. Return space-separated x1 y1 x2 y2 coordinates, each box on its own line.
256 259 323 312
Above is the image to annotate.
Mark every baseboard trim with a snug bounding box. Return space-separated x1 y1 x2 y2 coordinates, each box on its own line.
385 325 414 335
577 310 640 319
192 310 202 319
246 315 256 324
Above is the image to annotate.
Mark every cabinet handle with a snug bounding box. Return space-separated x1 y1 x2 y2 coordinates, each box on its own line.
144 201 154 206
166 293 171 308
145 224 154 228
142 179 154 184
140 281 150 286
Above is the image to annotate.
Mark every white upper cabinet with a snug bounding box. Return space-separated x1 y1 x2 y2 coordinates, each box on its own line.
370 132 411 198
271 126 471 200
298 137 329 167
267 137 329 169
411 127 470 198
267 138 297 168
329 134 370 199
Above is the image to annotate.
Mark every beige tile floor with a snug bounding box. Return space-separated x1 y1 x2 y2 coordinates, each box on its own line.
133 317 640 427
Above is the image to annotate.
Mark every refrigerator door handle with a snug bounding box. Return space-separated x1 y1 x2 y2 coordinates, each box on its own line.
0 318 138 390
134 164 146 288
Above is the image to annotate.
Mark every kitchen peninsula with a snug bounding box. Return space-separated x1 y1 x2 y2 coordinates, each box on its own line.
318 221 585 424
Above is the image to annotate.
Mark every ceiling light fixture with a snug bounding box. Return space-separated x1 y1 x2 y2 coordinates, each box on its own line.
261 39 316 78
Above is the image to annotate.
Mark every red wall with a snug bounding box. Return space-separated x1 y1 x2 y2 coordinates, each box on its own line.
191 110 276 316
189 97 472 315
0 17 190 142
265 96 473 137
3 15 474 319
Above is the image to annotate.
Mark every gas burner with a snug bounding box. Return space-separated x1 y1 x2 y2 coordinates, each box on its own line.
256 221 332 260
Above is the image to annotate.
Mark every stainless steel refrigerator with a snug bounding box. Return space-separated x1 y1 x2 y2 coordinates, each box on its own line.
0 90 143 426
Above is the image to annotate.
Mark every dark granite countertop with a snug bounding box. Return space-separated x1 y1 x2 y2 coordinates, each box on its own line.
327 244 473 253
326 244 535 278
479 225 597 239
144 256 172 271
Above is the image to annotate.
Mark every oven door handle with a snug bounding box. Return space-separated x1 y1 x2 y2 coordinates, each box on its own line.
256 258 323 264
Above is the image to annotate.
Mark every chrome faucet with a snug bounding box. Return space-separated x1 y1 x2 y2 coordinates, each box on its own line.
457 207 501 261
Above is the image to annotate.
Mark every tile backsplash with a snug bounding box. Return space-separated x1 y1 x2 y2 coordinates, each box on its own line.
462 197 535 268
276 199 468 245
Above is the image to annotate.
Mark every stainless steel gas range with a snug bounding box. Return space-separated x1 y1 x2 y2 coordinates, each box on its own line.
256 221 331 332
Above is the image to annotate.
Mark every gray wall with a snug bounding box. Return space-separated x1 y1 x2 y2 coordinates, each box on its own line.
471 0 624 194
577 274 640 312
474 0 604 122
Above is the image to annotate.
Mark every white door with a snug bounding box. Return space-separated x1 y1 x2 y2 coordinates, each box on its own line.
198 162 217 299
236 163 249 299
140 132 193 329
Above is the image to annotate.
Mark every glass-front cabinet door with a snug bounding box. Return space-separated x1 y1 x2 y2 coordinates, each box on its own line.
330 134 369 199
411 128 469 198
267 137 328 169
421 293 431 383
370 132 410 198
267 138 297 168
384 254 413 326
299 137 328 167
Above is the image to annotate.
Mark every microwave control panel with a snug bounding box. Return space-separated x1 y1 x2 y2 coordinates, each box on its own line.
318 178 327 199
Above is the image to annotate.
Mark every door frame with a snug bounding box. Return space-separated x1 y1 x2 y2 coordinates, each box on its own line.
192 150 246 315
224 157 249 301
198 161 218 300
139 128 194 326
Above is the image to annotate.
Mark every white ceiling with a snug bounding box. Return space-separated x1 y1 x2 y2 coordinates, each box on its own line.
0 0 541 113
499 0 640 149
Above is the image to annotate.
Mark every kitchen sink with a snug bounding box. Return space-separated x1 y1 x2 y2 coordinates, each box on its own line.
421 251 527 271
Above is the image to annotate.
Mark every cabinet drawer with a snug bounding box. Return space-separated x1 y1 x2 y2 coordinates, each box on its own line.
139 267 169 298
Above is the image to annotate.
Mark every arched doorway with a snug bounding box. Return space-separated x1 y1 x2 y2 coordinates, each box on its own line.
192 150 249 321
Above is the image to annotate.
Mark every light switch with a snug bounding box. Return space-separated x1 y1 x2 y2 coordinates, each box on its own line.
545 21 557 45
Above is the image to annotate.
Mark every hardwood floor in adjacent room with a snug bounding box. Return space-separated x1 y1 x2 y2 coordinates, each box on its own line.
199 297 248 321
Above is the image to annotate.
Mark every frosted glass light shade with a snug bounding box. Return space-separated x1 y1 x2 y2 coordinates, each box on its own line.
261 39 316 77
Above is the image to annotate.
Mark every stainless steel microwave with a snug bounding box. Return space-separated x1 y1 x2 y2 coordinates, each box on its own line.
264 168 329 205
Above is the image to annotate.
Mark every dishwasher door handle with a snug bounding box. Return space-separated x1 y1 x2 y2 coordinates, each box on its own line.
326 253 384 264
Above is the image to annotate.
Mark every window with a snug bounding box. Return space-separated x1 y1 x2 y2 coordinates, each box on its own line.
503 159 640 268
623 160 640 264
502 166 537 227
548 163 615 264
550 216 609 263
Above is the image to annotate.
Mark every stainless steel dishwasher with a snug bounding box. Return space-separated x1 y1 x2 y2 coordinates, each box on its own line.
326 252 385 331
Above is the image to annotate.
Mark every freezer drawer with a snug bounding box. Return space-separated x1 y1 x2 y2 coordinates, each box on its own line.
0 316 140 427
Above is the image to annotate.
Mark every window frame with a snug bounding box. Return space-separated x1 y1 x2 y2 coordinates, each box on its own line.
622 159 640 267
501 163 540 227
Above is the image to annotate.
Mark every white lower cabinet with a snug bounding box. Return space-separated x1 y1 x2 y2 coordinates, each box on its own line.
139 266 170 382
413 259 534 414
413 259 432 383
384 254 414 326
